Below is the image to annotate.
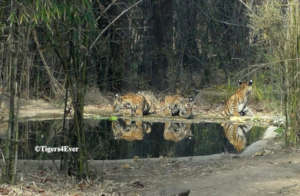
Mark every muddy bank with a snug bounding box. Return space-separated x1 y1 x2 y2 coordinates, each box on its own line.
0 89 284 126
9 100 285 127
1 136 291 195
2 141 299 196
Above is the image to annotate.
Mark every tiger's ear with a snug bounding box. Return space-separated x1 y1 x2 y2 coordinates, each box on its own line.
248 80 253 86
238 80 242 85
188 97 194 102
115 93 119 98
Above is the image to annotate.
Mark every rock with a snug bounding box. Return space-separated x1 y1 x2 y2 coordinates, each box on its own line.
240 126 280 157
263 126 279 140
240 140 268 157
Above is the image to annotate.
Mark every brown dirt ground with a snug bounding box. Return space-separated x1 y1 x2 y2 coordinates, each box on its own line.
2 139 300 196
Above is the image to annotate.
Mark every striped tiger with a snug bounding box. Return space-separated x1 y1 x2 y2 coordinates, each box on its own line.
113 93 150 116
161 95 193 118
223 80 253 117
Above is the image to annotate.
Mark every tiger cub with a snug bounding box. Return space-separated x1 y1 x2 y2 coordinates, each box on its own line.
163 122 192 142
113 93 150 116
221 122 252 152
161 95 193 118
137 91 160 114
112 119 151 141
223 80 253 117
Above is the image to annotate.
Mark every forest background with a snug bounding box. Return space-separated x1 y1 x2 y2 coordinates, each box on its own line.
0 0 299 182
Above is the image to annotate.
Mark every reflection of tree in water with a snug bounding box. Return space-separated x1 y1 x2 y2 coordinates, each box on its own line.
112 119 151 141
163 122 193 142
84 120 116 160
2 120 66 160
221 122 253 152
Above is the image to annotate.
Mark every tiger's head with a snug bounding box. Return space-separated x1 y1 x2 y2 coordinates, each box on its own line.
111 119 125 139
164 122 192 142
237 80 253 96
113 93 131 111
179 97 194 118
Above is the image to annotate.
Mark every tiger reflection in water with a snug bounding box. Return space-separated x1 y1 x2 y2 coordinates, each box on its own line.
112 119 151 141
163 122 193 142
221 122 253 152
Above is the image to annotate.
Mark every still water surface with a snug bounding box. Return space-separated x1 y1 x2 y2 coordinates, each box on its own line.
1 119 266 160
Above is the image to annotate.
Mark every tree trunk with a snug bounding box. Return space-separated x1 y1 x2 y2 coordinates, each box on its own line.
3 0 19 184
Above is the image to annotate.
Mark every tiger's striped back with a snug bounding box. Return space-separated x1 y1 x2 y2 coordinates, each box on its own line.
113 93 149 116
137 91 160 114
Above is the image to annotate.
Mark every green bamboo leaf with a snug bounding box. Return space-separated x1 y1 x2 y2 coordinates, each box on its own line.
20 15 24 24
35 0 39 12
109 116 118 121
56 6 60 19
33 16 38 24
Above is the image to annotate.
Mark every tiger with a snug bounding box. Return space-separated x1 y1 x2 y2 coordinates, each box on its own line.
137 91 160 114
112 119 151 141
221 122 253 152
163 122 192 142
223 80 253 117
113 93 150 116
161 95 193 118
